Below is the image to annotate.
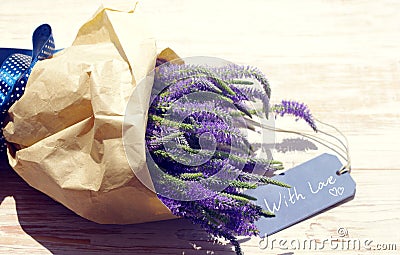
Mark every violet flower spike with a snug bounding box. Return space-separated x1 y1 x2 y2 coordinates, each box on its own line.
273 100 318 132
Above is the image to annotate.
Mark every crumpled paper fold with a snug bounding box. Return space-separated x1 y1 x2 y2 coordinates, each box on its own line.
4 3 176 224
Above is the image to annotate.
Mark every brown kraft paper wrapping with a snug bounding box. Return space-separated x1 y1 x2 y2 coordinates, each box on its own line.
3 3 177 224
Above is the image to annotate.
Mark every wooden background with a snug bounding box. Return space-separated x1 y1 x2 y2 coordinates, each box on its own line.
0 0 399 254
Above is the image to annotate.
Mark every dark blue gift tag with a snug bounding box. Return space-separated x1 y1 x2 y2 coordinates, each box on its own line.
245 153 356 236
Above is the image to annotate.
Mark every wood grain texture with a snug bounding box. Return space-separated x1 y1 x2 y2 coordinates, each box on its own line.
1 0 399 254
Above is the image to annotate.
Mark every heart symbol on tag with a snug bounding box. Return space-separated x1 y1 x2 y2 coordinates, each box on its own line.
337 186 344 196
329 187 338 196
329 186 345 196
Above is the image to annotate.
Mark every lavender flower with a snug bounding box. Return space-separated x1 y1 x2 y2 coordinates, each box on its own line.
272 100 318 132
214 64 272 99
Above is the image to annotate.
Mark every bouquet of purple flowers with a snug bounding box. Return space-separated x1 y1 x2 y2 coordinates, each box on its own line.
145 58 317 254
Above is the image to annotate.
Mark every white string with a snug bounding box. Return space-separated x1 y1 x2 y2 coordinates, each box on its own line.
246 117 352 174
315 118 351 174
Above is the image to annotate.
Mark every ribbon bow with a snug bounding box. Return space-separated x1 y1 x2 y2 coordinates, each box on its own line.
0 24 55 153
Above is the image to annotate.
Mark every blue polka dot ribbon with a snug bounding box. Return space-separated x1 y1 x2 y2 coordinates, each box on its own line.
0 24 55 153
